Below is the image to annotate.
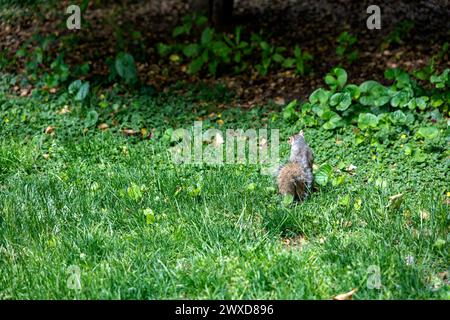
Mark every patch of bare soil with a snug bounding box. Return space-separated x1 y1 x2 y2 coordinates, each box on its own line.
0 0 449 107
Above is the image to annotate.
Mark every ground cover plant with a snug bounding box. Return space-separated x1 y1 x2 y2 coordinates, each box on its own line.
0 0 448 300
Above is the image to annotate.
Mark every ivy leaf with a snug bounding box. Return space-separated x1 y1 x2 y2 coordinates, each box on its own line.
358 113 379 130
359 80 380 93
325 67 347 90
312 104 331 119
322 113 342 130
389 110 406 125
359 81 390 107
309 88 331 106
391 89 412 108
343 84 361 100
415 97 428 110
330 92 352 111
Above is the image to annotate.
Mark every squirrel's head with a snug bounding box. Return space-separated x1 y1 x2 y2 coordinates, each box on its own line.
288 130 305 145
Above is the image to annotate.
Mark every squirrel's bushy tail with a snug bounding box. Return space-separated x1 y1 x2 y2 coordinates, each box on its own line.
277 162 306 201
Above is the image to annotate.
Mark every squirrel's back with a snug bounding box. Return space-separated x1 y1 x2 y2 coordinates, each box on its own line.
277 162 306 200
277 130 314 201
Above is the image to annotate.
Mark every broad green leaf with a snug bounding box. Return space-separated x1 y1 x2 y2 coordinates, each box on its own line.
173 25 189 37
322 113 342 130
208 60 218 75
201 28 214 45
283 99 298 122
183 44 201 57
259 41 270 51
84 109 98 127
188 57 205 74
75 82 90 101
156 43 172 56
315 164 333 186
68 79 82 94
115 53 137 83
273 53 284 63
417 126 439 139
211 41 231 59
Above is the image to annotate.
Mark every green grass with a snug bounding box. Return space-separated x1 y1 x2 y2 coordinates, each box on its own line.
0 76 448 299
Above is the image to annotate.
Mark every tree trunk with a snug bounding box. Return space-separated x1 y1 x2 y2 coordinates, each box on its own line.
211 0 234 26
188 0 210 14
189 0 234 26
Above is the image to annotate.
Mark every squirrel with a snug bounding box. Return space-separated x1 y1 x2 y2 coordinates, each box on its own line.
277 130 314 201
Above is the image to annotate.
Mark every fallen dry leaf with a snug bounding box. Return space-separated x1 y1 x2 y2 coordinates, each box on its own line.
345 164 357 173
212 132 224 147
419 210 429 220
20 88 29 97
274 96 285 106
387 193 404 210
44 126 55 134
122 128 136 136
98 123 109 131
438 271 448 284
57 106 71 115
169 54 180 62
282 235 307 250
333 288 358 300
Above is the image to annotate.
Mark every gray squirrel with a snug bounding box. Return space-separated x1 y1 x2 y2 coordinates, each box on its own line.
277 130 314 201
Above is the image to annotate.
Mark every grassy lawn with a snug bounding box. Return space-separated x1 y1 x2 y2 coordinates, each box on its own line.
0 74 448 299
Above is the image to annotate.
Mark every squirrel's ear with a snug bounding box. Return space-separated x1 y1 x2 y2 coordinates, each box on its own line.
299 130 304 136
